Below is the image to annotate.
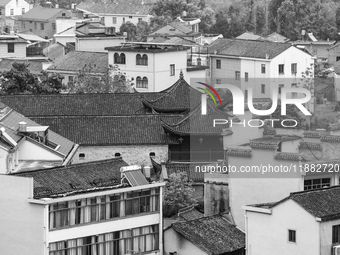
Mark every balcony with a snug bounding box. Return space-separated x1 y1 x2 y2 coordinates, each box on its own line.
169 150 225 162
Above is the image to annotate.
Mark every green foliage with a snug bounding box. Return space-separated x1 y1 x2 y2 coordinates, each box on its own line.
150 0 215 33
120 22 137 41
67 64 134 93
0 62 64 94
136 21 151 42
163 171 197 218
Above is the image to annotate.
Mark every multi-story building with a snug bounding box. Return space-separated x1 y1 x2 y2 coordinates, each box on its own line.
105 42 207 92
76 1 152 32
244 186 340 255
0 34 27 58
18 6 71 38
0 158 164 255
0 0 30 17
207 39 314 112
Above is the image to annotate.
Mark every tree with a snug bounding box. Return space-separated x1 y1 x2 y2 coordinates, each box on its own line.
163 171 197 217
136 21 151 42
150 0 215 33
67 64 134 93
120 22 137 41
0 62 64 94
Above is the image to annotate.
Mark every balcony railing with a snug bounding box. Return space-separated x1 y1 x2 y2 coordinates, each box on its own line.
169 150 225 162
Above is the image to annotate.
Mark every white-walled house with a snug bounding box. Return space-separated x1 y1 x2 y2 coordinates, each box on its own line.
0 0 30 16
244 186 340 255
105 42 207 92
208 39 315 112
0 158 164 255
76 1 152 32
0 34 27 58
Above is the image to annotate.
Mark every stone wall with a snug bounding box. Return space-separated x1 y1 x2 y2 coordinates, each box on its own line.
204 181 229 216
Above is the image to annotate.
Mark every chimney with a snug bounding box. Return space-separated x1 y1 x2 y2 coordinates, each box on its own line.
143 166 151 178
18 121 27 132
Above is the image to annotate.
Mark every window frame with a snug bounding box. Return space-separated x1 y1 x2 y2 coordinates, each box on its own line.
333 225 340 244
235 71 240 81
261 84 265 94
278 64 284 75
245 72 248 82
7 43 14 53
261 64 266 74
40 22 44 30
112 17 117 24
288 229 296 243
216 59 221 69
170 64 175 76
10 9 13 15
291 63 297 74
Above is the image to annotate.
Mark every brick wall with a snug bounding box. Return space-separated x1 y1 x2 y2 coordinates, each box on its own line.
71 145 168 166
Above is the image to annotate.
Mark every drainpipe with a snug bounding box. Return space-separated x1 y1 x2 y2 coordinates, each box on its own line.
245 214 248 255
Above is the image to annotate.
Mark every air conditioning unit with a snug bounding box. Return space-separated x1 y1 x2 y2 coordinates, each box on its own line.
334 245 340 255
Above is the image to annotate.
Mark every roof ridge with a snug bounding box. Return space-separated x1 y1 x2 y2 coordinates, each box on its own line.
289 185 340 197
12 157 124 175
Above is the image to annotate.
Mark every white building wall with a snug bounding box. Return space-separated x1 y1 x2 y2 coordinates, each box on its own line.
5 0 30 16
76 37 125 52
0 146 8 174
0 175 46 255
164 228 207 255
246 200 319 255
71 145 168 166
228 149 303 230
320 219 340 254
0 43 26 58
19 139 64 161
103 14 151 32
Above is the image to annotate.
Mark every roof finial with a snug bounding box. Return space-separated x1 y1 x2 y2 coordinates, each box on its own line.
180 70 184 80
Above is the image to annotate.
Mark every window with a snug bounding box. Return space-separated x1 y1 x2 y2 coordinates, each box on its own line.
21 21 25 29
304 178 330 190
48 188 160 230
129 16 132 18
114 53 125 64
170 64 175 76
49 224 159 255
291 83 297 88
235 71 240 81
261 64 266 73
34 22 37 29
244 89 248 100
52 23 56 31
62 13 66 16
138 18 142 22
123 17 125 23
245 72 248 82
7 43 14 53
68 76 74 83
150 152 155 157
279 64 284 74
278 84 284 94
336 56 340 62
136 76 142 87
10 9 13 15
333 225 340 244
0 9 2 15
136 54 148 65
288 230 296 243
112 17 117 24
291 63 297 74
216 79 221 84
142 77 148 88
114 153 121 157
216 59 221 69
40 23 44 30
22 8 25 14
79 153 85 159
261 84 265 94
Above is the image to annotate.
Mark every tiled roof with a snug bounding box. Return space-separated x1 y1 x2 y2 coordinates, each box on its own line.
270 186 340 221
1 109 75 157
0 0 11 7
263 127 277 136
274 152 303 161
150 156 162 173
142 77 202 112
0 93 163 117
249 137 280 150
20 6 68 21
236 32 262 40
207 38 292 59
77 1 152 15
264 32 290 43
299 142 322 151
161 100 230 136
321 135 340 143
171 215 245 254
30 115 182 145
149 36 198 46
47 51 108 73
178 205 204 221
43 43 65 61
0 59 44 75
12 158 128 199
166 163 204 183
225 147 252 157
168 21 193 34
303 131 322 138
330 122 340 131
